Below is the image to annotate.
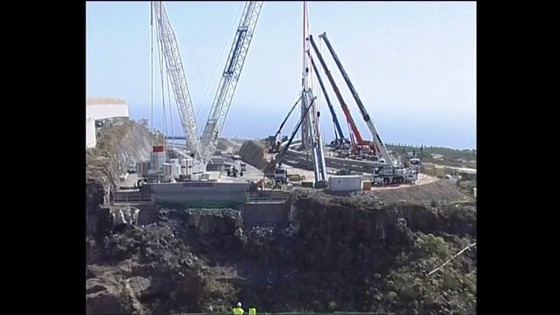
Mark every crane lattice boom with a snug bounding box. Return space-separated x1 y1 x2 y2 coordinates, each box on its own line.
200 1 263 165
152 2 202 159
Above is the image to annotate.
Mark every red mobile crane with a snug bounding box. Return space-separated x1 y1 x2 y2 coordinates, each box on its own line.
318 32 418 185
308 35 376 160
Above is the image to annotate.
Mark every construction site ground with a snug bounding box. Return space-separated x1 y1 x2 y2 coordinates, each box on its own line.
115 139 450 200
219 160 457 205
262 151 439 190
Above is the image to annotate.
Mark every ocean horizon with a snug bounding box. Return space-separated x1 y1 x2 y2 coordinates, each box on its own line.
128 104 476 150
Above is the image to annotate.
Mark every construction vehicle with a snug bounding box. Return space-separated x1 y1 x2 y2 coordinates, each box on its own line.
226 165 237 177
372 165 416 185
408 147 422 171
263 97 326 188
263 97 316 180
300 3 328 189
199 1 263 166
317 32 418 184
309 35 376 162
266 2 328 189
268 96 303 153
267 134 288 153
307 50 349 150
226 164 243 177
152 2 203 165
152 1 263 172
409 157 421 171
274 167 288 184
266 135 276 153
264 3 325 190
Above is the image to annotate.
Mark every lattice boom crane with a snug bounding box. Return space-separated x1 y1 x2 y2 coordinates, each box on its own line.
200 1 263 166
152 1 202 159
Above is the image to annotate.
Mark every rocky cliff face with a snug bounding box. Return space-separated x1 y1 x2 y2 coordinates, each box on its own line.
86 121 161 243
87 209 246 314
235 190 476 313
86 187 476 314
289 189 476 243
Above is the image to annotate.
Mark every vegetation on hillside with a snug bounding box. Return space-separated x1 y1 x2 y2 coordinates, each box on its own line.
386 143 476 168
377 233 477 314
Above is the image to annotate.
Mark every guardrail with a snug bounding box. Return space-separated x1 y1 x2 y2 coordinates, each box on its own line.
112 198 154 203
111 195 153 203
247 197 287 203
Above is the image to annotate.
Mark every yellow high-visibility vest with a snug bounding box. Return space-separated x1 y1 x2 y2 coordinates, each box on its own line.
249 307 257 315
233 307 244 315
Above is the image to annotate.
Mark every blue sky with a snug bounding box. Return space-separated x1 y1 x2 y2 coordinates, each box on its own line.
87 1 476 149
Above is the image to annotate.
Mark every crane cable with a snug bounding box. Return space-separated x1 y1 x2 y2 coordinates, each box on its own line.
159 7 174 145
195 3 244 128
150 3 154 143
166 67 175 149
155 16 168 146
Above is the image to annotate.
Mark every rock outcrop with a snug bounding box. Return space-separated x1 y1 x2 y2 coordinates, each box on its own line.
87 192 476 314
86 120 160 239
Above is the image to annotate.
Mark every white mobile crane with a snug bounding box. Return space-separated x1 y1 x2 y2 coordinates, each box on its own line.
152 1 263 172
318 32 418 185
263 2 327 189
301 1 327 188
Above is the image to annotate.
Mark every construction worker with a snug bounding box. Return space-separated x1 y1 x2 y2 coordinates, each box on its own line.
248 306 257 315
233 302 245 315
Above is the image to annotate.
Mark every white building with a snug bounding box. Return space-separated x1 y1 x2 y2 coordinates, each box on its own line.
86 96 130 149
86 117 96 149
86 96 130 120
